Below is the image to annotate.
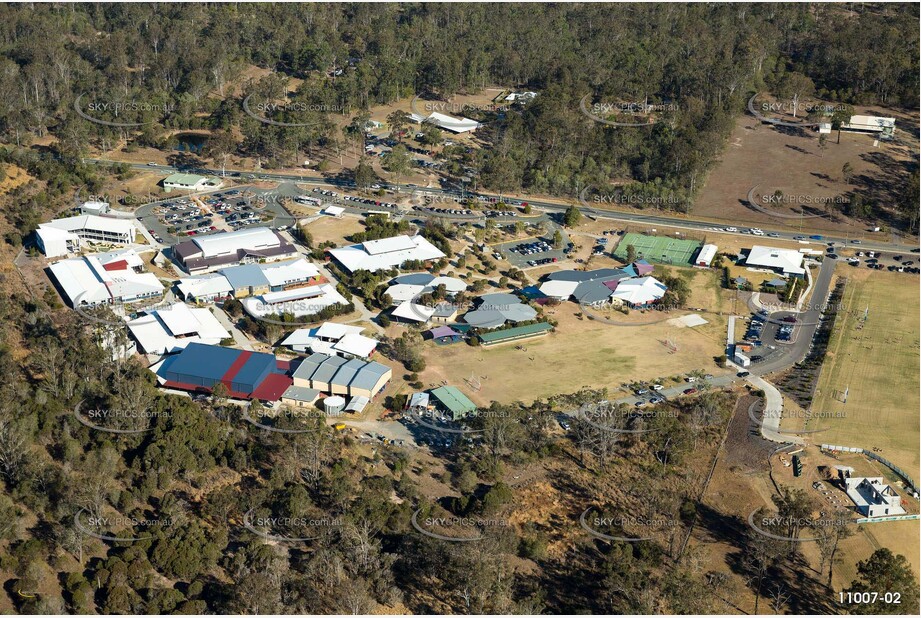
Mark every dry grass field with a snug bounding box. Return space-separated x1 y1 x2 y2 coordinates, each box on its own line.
693 106 919 237
808 268 920 478
420 300 730 406
302 214 366 247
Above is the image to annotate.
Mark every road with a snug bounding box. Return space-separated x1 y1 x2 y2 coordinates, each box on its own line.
749 256 837 376
86 158 920 254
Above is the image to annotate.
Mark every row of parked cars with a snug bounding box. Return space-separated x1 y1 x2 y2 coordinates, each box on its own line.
313 187 398 210
511 240 553 255
415 205 474 216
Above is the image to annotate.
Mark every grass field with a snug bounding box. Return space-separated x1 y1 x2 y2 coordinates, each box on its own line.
420 303 730 405
809 268 920 478
613 232 702 265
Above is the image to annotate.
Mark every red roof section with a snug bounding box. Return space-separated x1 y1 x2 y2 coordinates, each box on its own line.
220 350 252 389
103 259 128 271
252 373 294 401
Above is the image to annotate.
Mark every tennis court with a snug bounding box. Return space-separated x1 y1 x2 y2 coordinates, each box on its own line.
613 232 702 265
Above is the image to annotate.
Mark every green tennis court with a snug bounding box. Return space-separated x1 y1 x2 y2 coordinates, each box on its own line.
613 232 702 265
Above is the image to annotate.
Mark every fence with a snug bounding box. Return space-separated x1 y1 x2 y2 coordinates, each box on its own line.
856 514 919 524
820 444 918 496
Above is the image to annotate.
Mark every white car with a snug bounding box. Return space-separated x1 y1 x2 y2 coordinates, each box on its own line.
651 384 664 391
750 229 765 236
725 227 738 232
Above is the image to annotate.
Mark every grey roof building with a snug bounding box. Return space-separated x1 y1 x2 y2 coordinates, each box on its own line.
463 292 537 329
292 353 392 399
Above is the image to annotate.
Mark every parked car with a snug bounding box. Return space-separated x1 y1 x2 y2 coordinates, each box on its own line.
683 388 698 395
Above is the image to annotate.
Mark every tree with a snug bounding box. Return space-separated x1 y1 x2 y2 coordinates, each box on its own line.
778 72 815 119
354 156 376 188
382 144 411 181
563 205 581 227
842 162 854 183
552 229 563 249
626 244 637 263
419 120 443 146
845 549 919 614
387 110 411 141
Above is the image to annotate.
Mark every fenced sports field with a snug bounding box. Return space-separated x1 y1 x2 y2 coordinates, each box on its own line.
613 232 702 265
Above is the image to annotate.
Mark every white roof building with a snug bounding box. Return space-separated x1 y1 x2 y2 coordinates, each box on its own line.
177 273 234 302
844 477 904 517
392 301 437 323
197 227 280 260
328 234 446 274
280 324 378 359
315 322 364 341
323 205 345 217
745 245 806 276
842 115 896 137
260 259 320 288
48 249 164 307
173 226 298 273
424 111 482 133
127 303 231 354
538 279 581 300
333 333 379 359
36 215 136 256
242 283 348 319
610 276 668 307
695 244 718 267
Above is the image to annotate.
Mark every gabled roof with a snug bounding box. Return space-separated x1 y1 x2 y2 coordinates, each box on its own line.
328 234 446 273
392 301 436 322
746 245 806 275
610 276 667 305
332 333 378 358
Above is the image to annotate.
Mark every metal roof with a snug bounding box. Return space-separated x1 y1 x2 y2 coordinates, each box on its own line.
348 361 390 391
478 322 553 343
429 386 477 415
281 385 320 403
292 353 331 381
309 355 349 384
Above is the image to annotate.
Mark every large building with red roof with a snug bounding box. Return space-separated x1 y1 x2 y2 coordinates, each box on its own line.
151 342 292 401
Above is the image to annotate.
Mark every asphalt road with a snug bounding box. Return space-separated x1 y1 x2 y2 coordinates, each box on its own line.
86 158 920 254
750 256 837 376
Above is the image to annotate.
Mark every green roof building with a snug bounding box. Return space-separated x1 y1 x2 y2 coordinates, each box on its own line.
429 385 477 421
478 321 553 346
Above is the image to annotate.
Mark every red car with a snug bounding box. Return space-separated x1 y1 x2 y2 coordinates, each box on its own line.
683 388 698 395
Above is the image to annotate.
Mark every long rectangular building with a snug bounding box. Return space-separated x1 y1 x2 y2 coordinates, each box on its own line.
36 214 136 257
292 352 391 399
47 249 163 307
152 342 292 401
172 227 298 273
327 234 445 274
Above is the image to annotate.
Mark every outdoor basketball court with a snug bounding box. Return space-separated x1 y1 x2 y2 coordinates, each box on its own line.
613 232 702 265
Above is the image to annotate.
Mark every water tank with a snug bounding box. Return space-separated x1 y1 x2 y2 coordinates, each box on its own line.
323 395 346 416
